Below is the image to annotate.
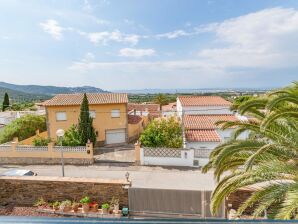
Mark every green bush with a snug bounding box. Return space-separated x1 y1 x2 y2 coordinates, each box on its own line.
80 196 91 204
0 115 46 144
32 136 51 146
61 125 82 146
140 117 183 148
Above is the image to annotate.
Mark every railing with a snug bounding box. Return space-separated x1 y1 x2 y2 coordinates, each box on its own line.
143 147 182 158
16 146 48 152
0 142 93 159
53 146 87 153
0 145 11 151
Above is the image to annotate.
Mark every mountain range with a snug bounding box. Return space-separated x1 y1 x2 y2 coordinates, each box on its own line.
0 82 106 102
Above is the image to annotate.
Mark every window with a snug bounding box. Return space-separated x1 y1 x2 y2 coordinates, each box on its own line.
89 110 96 119
111 109 120 118
56 112 67 121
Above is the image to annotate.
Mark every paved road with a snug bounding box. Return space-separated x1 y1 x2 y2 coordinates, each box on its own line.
0 164 216 190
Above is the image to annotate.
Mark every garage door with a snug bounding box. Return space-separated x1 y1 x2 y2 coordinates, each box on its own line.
106 129 126 144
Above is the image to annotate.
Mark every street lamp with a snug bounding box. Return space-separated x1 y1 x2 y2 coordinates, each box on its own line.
56 129 65 177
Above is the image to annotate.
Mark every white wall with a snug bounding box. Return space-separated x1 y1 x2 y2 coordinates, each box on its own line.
186 141 219 150
141 148 195 167
216 129 249 142
182 106 233 115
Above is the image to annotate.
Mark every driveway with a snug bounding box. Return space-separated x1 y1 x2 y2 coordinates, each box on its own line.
0 164 216 191
94 145 135 163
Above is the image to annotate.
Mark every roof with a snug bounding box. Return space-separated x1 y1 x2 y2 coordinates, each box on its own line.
184 114 238 129
162 102 176 112
185 129 221 142
178 96 232 107
127 103 160 117
128 115 142 124
44 93 128 106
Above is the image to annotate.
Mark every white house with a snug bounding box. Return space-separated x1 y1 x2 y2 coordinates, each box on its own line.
183 114 249 166
162 102 177 118
177 96 233 117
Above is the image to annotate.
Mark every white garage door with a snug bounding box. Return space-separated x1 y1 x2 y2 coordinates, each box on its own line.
106 129 126 144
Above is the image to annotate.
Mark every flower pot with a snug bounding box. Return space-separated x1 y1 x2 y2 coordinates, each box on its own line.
102 208 108 214
109 208 113 214
72 204 79 212
61 205 72 212
82 204 90 213
90 204 98 212
113 204 119 213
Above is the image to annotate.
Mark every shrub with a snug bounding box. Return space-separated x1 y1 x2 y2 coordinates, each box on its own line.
0 115 46 144
139 117 183 148
34 197 47 207
80 196 91 204
101 203 110 209
32 136 51 146
61 125 82 146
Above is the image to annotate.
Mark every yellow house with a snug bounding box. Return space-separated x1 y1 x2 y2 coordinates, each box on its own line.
44 93 128 146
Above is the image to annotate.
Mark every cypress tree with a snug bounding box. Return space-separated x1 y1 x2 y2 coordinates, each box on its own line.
78 93 96 145
2 93 9 111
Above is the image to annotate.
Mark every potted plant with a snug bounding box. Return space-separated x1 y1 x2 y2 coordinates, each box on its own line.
34 197 47 209
89 201 99 212
72 202 80 212
101 203 110 214
52 201 61 211
59 200 72 212
80 196 91 213
110 197 120 213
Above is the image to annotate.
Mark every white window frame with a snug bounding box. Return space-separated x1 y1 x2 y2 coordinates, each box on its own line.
89 110 96 119
111 109 120 118
56 112 67 121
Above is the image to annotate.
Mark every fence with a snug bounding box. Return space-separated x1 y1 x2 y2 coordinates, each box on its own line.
128 188 225 218
0 140 94 164
138 145 213 167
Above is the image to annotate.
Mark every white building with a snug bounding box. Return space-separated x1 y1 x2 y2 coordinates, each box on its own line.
177 96 233 117
161 102 177 118
175 96 248 167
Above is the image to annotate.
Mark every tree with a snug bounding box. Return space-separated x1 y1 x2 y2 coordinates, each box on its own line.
202 82 298 219
78 93 96 145
62 125 82 146
2 92 10 111
140 117 182 148
0 114 46 143
154 93 169 110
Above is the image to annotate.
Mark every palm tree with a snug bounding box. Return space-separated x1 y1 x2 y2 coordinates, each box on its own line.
203 82 298 219
154 93 169 110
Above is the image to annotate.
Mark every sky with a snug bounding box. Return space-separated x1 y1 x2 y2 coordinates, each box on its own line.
0 0 298 91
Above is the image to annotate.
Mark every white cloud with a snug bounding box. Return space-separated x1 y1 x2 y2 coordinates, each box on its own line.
69 6 298 87
196 7 298 69
80 30 140 45
119 48 155 57
82 0 93 13
156 29 192 39
40 19 63 40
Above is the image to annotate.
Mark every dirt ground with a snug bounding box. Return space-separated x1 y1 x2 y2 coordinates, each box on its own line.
0 205 62 217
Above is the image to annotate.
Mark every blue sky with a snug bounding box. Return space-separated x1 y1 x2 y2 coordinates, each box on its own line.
0 0 298 90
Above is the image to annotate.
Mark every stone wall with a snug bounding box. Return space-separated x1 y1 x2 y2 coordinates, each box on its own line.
0 157 93 165
0 176 129 208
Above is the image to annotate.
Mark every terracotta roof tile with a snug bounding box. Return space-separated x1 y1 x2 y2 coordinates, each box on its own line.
186 129 221 142
162 102 176 112
184 114 238 129
127 103 160 117
128 115 142 124
44 93 128 106
178 96 232 106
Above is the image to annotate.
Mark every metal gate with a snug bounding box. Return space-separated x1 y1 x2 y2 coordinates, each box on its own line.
128 188 225 218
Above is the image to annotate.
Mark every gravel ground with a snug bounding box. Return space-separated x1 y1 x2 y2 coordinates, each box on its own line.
0 206 62 217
